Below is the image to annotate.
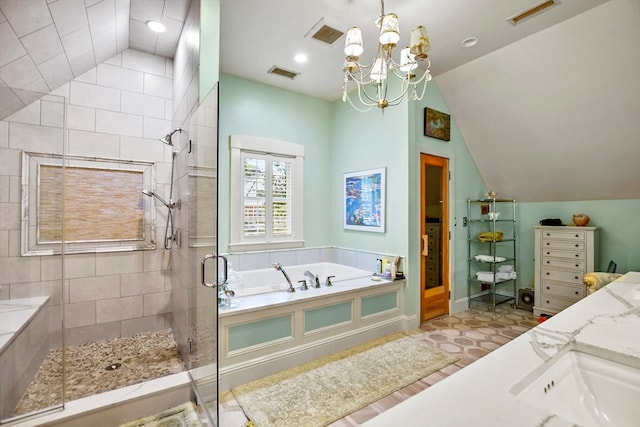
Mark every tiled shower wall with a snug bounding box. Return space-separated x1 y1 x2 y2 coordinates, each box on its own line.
0 48 176 346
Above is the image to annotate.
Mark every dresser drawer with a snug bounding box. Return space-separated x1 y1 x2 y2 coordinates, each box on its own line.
541 258 584 270
542 239 584 250
542 280 585 300
540 295 577 312
541 249 584 260
541 268 584 284
540 229 585 240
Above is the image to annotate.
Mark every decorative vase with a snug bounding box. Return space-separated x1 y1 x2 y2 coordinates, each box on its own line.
572 214 590 226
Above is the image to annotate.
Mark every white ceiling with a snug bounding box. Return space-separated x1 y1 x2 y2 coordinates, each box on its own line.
220 0 609 101
2 0 638 202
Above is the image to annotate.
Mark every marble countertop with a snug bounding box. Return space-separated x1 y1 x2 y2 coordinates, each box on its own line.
363 272 640 427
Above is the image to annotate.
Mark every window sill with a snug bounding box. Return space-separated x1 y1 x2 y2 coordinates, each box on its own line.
228 240 304 253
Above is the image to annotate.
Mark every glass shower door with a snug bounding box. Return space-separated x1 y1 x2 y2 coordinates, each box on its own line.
187 84 219 424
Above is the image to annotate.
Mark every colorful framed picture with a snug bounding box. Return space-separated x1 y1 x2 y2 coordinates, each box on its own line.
424 107 451 141
343 168 385 233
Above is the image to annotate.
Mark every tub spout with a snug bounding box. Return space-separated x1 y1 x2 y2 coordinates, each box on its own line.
304 270 321 288
273 262 295 293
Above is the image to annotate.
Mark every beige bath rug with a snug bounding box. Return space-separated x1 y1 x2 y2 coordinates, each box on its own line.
232 331 458 427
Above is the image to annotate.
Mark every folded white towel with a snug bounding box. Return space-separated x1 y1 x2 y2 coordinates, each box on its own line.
474 255 506 263
498 265 514 273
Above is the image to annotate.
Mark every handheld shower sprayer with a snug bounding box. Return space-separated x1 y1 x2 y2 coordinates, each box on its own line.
142 189 180 250
159 127 182 146
141 189 178 209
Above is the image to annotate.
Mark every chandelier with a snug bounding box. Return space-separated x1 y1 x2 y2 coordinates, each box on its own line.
342 0 432 111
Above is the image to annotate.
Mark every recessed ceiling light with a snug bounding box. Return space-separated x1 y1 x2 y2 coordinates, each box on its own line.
461 36 479 48
146 20 166 33
294 54 308 63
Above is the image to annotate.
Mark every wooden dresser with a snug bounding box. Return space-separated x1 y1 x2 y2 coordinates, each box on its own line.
533 225 599 316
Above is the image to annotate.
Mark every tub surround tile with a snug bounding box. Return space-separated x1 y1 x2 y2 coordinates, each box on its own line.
362 272 640 427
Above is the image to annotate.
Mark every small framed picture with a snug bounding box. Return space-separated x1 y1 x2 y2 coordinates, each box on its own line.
343 168 385 233
424 107 451 141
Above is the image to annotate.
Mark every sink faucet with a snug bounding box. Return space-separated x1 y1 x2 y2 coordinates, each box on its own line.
304 270 320 288
273 262 295 293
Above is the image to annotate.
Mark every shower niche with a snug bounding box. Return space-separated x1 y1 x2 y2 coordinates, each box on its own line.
21 152 157 255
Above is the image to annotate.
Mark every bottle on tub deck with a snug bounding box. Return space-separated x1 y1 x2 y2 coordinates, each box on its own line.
381 257 388 275
376 258 382 274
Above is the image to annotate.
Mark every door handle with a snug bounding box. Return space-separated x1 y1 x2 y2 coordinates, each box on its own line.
422 235 429 256
201 254 227 288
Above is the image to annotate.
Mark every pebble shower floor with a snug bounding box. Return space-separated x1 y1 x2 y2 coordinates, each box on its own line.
15 329 185 415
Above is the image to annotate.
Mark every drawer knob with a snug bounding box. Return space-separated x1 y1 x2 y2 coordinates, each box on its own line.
546 272 550 276
575 264 579 267
575 254 579 257
575 291 579 295
546 286 550 290
546 300 550 304
575 234 579 237
546 233 550 236
574 276 579 280
546 242 550 246
546 261 550 264
547 252 551 255
575 244 579 247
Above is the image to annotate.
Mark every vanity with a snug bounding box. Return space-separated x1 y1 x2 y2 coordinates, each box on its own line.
363 272 640 427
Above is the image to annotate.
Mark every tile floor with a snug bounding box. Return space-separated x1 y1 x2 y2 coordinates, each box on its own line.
11 307 539 426
219 306 539 426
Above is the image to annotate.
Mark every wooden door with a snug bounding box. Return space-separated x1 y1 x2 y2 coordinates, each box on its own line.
420 154 450 322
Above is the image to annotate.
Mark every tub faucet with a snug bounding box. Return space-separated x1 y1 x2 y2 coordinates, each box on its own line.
273 262 295 293
304 270 321 288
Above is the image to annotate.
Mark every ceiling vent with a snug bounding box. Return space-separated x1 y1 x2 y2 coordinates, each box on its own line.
507 0 558 25
305 18 344 45
268 66 300 80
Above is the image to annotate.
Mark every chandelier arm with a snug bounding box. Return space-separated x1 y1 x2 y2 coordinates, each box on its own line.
344 91 374 112
412 75 430 101
356 81 384 106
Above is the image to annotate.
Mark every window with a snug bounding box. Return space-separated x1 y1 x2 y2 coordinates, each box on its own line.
229 135 304 251
22 152 155 255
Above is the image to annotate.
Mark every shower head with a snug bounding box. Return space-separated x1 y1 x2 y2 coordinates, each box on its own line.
159 127 182 146
141 189 174 209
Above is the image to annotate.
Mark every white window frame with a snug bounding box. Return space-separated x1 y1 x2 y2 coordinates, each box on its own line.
229 135 304 252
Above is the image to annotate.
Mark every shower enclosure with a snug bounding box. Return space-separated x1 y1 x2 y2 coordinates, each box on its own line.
0 85 220 425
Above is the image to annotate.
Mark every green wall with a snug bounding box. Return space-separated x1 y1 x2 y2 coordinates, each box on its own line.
408 83 487 304
217 73 640 316
517 199 640 289
218 74 333 251
199 0 220 101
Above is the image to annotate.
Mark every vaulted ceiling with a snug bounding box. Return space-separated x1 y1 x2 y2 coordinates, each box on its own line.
2 0 639 202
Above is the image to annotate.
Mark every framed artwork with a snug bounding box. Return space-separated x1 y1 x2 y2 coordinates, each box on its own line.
344 168 385 233
424 107 451 141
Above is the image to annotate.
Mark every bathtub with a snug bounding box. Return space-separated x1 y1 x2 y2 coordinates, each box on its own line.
0 297 50 421
218 262 407 389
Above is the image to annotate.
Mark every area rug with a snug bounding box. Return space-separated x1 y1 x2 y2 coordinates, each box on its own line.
231 331 459 427
118 402 201 427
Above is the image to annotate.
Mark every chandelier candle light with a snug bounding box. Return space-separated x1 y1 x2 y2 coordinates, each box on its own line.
342 0 432 111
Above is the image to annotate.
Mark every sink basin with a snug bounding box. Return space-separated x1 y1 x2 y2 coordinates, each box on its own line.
510 345 640 427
